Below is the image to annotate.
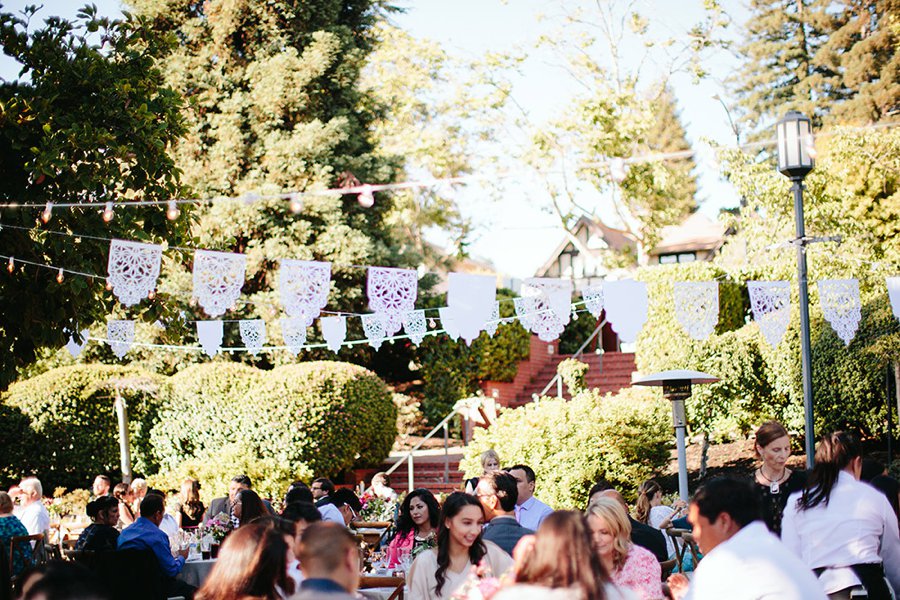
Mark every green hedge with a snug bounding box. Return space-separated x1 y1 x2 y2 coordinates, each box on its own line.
2 365 165 489
460 387 670 508
150 361 397 479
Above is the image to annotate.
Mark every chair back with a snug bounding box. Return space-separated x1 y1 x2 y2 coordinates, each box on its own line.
8 534 43 575
680 531 702 566
92 549 166 600
666 527 688 572
359 575 405 600
658 558 676 580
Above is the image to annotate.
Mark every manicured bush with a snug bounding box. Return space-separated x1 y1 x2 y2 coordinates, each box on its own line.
2 365 165 490
460 387 670 508
0 402 37 487
557 358 589 396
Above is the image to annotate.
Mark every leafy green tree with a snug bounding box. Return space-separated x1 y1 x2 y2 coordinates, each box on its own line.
0 5 191 387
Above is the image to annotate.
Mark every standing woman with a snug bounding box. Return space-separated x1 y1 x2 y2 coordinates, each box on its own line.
782 431 900 599
175 478 205 529
407 492 512 600
752 421 806 536
464 449 500 494
386 489 440 568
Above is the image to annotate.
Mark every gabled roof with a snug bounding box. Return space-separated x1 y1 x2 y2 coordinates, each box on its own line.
535 216 636 276
650 212 726 255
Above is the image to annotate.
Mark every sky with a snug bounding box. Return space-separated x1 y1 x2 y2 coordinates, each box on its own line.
0 0 754 278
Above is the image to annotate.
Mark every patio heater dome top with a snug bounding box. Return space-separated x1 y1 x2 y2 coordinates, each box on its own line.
632 370 720 386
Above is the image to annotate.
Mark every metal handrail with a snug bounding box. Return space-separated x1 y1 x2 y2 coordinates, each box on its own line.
536 318 607 399
382 398 481 492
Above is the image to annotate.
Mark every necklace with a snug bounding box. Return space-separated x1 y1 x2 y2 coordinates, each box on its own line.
758 467 787 494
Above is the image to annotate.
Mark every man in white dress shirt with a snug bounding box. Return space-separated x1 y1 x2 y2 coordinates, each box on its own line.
668 477 826 600
508 464 553 531
781 431 900 599
13 477 50 537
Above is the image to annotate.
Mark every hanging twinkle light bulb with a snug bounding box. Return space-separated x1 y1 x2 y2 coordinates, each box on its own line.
56 268 65 284
289 193 303 214
105 278 113 291
7 256 14 273
571 308 579 321
428 317 436 329
166 200 180 220
357 184 375 208
41 201 53 223
102 201 115 222
147 289 156 300
609 158 628 183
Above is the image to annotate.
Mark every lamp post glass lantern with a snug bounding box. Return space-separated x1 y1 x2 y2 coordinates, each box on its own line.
776 110 816 470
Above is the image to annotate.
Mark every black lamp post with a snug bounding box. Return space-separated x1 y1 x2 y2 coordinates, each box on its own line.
776 111 816 469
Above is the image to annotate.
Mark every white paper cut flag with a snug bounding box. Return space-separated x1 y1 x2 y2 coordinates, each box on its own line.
278 260 331 326
673 281 719 341
513 297 536 330
447 273 496 345
582 285 604 318
403 310 427 345
520 278 574 342
887 277 900 322
367 267 418 336
361 313 387 349
196 321 223 357
107 240 163 307
818 279 861 346
193 250 247 317
107 320 134 359
65 329 90 358
320 316 347 353
438 307 460 342
483 302 501 337
604 279 648 343
748 281 791 348
281 317 308 356
239 320 266 355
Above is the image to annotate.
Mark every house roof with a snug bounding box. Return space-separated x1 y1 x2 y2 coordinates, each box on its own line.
535 216 636 277
650 212 726 255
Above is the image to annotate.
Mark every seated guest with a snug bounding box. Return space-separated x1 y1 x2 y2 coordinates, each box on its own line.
143 489 179 544
174 478 205 529
508 464 553 531
205 474 250 521
586 497 662 600
92 475 112 499
117 492 194 598
293 522 360 599
284 481 311 506
311 478 335 508
589 483 668 563
13 477 50 539
234 489 268 528
371 472 398 502
280 502 322 589
860 458 887 482
495 510 636 600
386 489 440 568
75 497 120 552
477 472 534 556
667 477 825 600
130 478 147 514
330 489 362 527
18 560 108 600
113 483 136 528
196 522 292 600
782 431 900 598
634 480 686 558
464 449 501 494
0 491 33 578
407 492 513 600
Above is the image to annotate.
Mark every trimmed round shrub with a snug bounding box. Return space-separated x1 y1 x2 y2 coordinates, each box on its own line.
2 365 165 490
460 387 670 508
0 402 37 487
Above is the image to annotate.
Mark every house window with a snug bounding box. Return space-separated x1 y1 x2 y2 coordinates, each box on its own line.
658 252 697 264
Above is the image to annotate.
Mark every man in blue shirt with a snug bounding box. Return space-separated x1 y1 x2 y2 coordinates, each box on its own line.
293 522 358 599
508 464 554 531
118 493 195 597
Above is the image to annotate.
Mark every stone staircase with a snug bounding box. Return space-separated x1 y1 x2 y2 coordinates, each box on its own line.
514 352 636 406
377 450 465 495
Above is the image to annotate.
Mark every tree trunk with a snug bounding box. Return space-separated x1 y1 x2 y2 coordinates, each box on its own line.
699 431 710 479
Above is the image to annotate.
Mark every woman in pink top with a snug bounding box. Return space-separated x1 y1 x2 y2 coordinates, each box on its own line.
587 497 663 600
386 489 440 568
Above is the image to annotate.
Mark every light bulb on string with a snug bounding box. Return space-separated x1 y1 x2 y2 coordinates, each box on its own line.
428 318 436 329
102 201 115 222
41 202 53 223
609 158 628 183
7 256 14 273
357 185 375 208
105 278 113 291
166 200 180 220
147 289 156 300
289 193 303 214
56 268 65 284
571 308 578 321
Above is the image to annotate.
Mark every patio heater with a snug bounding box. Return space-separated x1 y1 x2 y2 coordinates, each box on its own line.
633 370 719 502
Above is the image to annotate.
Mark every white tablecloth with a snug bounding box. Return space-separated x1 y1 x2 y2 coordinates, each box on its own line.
177 558 215 587
359 587 405 600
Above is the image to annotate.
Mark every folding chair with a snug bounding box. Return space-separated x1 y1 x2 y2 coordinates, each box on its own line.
659 558 677 581
359 575 405 600
680 531 702 567
666 527 689 572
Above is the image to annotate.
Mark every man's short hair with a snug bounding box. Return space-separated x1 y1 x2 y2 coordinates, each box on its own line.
481 472 518 512
507 464 536 483
95 475 111 485
139 493 165 518
285 486 314 505
331 488 361 513
588 480 613 499
282 501 322 524
692 477 760 528
299 522 357 572
232 474 252 488
312 478 335 494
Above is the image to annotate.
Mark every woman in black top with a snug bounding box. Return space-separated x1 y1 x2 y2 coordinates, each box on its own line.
751 420 806 536
75 497 120 552
175 478 205 528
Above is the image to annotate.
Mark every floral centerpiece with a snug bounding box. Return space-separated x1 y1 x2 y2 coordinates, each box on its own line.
43 487 90 520
358 492 395 524
203 514 233 544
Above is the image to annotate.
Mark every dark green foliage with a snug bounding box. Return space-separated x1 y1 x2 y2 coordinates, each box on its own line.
460 387 671 508
0 402 37 487
2 365 165 489
0 6 192 386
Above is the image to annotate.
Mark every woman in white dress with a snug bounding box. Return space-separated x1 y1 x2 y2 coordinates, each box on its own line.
407 492 512 599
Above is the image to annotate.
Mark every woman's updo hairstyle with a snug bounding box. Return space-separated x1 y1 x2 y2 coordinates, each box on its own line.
754 421 789 457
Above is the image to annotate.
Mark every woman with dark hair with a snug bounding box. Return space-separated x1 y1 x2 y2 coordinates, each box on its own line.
75 496 120 552
407 492 512 599
782 431 900 598
175 478 205 529
234 489 268 528
751 420 806 535
495 510 636 600
195 522 292 600
386 489 440 568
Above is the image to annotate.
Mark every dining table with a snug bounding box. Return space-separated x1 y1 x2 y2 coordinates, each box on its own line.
177 556 216 587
